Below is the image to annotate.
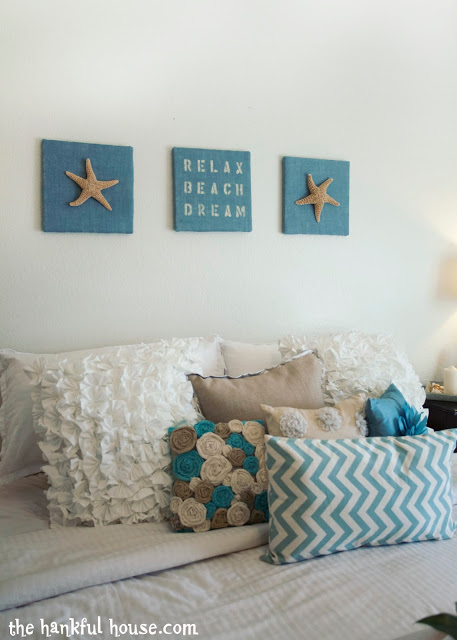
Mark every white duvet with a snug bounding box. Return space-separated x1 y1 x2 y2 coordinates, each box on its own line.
1 468 457 640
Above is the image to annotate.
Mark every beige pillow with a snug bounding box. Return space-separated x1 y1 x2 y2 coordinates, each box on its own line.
261 394 367 439
188 353 324 423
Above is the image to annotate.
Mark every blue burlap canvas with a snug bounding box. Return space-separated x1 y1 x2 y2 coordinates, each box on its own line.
173 147 252 232
42 140 134 233
283 157 349 236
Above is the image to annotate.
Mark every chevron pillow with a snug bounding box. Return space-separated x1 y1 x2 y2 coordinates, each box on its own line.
265 429 457 564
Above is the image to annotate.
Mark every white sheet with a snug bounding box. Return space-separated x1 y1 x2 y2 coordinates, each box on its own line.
1 464 457 640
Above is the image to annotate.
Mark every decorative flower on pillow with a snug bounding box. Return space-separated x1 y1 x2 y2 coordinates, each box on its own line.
226 433 246 449
243 456 259 474
279 409 307 437
168 420 269 532
172 450 204 481
355 410 368 436
212 485 234 508
316 407 342 432
397 405 428 436
194 420 216 437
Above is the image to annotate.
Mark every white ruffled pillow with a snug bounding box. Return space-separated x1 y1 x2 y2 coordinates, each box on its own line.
26 339 207 527
279 331 425 410
0 336 223 486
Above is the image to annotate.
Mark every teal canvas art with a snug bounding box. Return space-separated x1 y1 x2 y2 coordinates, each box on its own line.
283 156 350 235
172 147 252 232
42 139 134 233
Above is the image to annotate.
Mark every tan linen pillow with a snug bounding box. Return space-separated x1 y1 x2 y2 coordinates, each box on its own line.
261 394 367 439
188 353 324 423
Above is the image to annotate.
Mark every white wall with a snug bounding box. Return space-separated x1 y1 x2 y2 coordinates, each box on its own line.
1 0 457 382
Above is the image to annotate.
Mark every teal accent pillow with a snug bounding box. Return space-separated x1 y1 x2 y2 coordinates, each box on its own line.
264 429 457 564
366 383 428 437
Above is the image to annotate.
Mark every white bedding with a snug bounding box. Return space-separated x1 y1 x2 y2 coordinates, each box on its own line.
1 466 457 640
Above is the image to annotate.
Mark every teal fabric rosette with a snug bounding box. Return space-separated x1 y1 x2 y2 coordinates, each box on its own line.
194 420 216 437
255 491 269 515
243 442 255 456
398 405 428 436
227 433 246 449
205 502 217 519
212 485 234 508
243 456 259 475
172 450 204 481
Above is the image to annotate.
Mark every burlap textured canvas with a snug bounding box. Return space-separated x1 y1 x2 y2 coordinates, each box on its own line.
42 139 134 233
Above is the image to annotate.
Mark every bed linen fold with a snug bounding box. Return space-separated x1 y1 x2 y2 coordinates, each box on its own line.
0 521 268 611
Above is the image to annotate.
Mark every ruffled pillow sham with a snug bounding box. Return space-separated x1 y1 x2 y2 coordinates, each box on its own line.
279 331 425 410
261 394 367 439
0 336 223 486
26 340 214 527
169 420 269 532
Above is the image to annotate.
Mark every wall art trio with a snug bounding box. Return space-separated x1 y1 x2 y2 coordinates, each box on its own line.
41 140 349 235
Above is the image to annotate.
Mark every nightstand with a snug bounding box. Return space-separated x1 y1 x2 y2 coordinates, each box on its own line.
424 398 457 432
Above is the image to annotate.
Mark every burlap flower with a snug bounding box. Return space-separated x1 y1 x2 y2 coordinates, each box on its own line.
178 498 207 528
173 480 193 500
243 442 255 456
255 443 266 463
173 451 204 481
227 447 246 467
212 485 234 509
170 514 184 531
170 496 183 514
249 509 265 524
194 480 214 504
254 491 269 514
228 419 243 433
211 508 229 529
189 477 202 491
256 468 269 490
231 468 254 493
227 502 250 526
255 442 265 456
243 456 259 474
222 473 232 486
169 426 197 454
222 444 232 457
252 482 262 495
196 432 225 459
227 433 246 449
237 489 255 509
206 502 217 519
242 421 265 445
194 420 215 437
193 519 211 533
201 455 232 485
214 422 231 439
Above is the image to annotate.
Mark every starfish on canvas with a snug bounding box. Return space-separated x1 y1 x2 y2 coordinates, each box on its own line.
65 158 119 211
295 174 340 223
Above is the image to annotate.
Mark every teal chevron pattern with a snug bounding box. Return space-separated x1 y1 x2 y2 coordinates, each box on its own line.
265 429 457 564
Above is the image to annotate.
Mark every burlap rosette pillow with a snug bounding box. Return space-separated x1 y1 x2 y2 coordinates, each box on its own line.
168 420 269 532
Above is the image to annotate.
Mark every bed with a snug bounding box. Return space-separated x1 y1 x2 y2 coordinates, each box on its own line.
1 465 456 640
1 334 456 640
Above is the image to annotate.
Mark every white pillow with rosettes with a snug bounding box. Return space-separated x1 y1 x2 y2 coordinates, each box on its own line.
261 394 367 440
26 341 207 527
279 331 425 411
0 336 223 487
